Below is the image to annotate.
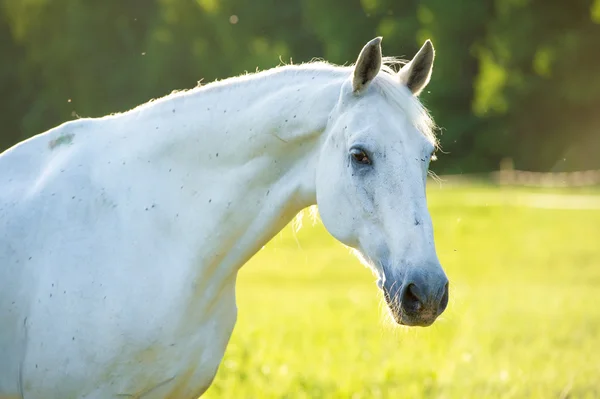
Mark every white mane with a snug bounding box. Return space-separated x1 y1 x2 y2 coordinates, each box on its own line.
374 57 439 148
125 58 438 149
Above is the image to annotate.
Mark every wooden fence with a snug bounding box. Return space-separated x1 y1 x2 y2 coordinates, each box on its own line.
433 158 600 188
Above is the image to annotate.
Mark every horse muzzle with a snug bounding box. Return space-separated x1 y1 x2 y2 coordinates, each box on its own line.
382 266 449 327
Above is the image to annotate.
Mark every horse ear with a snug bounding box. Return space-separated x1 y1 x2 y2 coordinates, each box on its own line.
352 37 383 94
398 39 435 96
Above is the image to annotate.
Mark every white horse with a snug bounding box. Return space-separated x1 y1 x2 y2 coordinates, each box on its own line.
0 37 448 398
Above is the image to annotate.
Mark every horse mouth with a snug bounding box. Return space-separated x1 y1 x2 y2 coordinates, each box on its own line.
386 305 438 327
392 310 437 327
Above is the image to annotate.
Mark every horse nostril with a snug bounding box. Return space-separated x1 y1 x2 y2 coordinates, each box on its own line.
402 283 424 313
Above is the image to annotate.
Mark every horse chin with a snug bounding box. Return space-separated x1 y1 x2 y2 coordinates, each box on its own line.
397 315 436 327
388 309 438 327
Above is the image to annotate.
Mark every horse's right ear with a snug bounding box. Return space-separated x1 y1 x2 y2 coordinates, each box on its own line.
352 37 383 94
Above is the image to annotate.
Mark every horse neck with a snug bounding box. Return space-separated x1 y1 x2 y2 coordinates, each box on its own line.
124 66 347 277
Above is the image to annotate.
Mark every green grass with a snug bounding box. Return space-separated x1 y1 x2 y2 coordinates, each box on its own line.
203 184 600 399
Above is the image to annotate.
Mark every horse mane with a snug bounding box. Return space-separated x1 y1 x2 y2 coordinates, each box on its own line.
375 56 439 149
128 57 438 151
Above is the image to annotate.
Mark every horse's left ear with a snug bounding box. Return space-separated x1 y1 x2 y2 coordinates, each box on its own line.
398 40 435 96
352 37 383 94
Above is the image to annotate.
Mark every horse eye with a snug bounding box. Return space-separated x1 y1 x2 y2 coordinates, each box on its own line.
350 148 371 165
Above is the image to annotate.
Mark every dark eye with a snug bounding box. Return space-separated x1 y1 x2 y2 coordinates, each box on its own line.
350 148 371 165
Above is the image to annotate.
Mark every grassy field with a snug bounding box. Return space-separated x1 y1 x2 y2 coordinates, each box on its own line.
203 183 600 399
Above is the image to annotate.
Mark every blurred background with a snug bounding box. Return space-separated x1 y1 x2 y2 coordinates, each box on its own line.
2 1 599 398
